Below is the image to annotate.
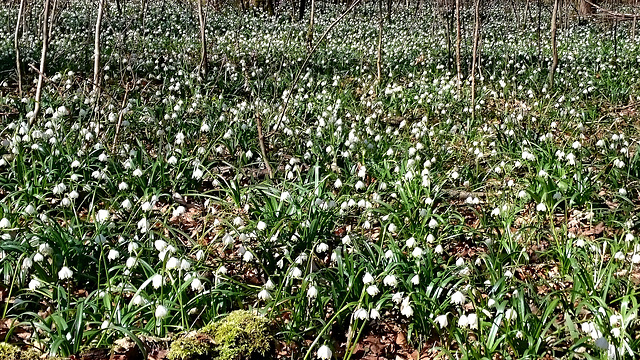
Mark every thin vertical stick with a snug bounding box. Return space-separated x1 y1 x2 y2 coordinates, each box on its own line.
14 0 26 96
256 115 273 179
93 0 105 94
197 0 208 76
455 0 462 92
471 0 480 120
377 0 383 82
549 0 559 87
32 0 51 124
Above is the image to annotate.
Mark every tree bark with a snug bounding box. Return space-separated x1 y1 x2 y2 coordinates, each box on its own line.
14 0 26 96
32 0 52 123
197 0 208 76
549 0 559 87
93 0 105 94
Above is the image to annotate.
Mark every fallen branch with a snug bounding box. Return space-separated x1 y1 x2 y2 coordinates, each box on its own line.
584 0 639 21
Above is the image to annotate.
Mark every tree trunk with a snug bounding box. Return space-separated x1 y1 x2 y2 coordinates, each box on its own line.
266 0 274 15
32 0 51 123
197 0 208 76
14 0 26 96
306 0 315 49
455 0 461 92
93 0 105 94
549 0 559 87
471 0 480 120
299 0 306 21
386 0 391 21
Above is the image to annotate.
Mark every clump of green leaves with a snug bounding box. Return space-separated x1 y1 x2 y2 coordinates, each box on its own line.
167 310 273 360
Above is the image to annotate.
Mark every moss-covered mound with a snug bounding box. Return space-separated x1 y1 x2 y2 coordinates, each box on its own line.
167 310 273 360
0 343 41 360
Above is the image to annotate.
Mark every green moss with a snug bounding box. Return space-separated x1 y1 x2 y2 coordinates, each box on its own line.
0 343 18 360
167 310 273 360
0 343 41 360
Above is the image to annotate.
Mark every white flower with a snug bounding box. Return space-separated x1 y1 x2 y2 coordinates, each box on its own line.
192 168 203 180
0 218 10 229
96 209 110 223
354 308 369 320
366 285 380 296
243 251 254 262
383 274 397 287
434 314 448 328
504 308 517 322
428 218 438 228
155 305 168 319
410 274 420 285
406 237 416 248
172 206 185 217
152 274 163 289
334 178 342 189
392 292 404 304
317 345 332 360
126 256 138 268
121 199 132 210
369 308 380 319
291 267 302 278
467 313 478 329
132 168 143 177
457 314 469 328
363 272 374 284
22 257 33 270
400 300 413 317
191 278 204 292
141 201 153 211
52 183 67 195
316 242 329 253
258 289 271 301
107 249 119 261
166 257 179 270
451 291 465 305
411 247 423 258
29 278 42 291
434 244 444 254
536 203 547 212
58 266 73 280
307 286 318 299
180 259 191 271
257 221 267 231
137 217 149 233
